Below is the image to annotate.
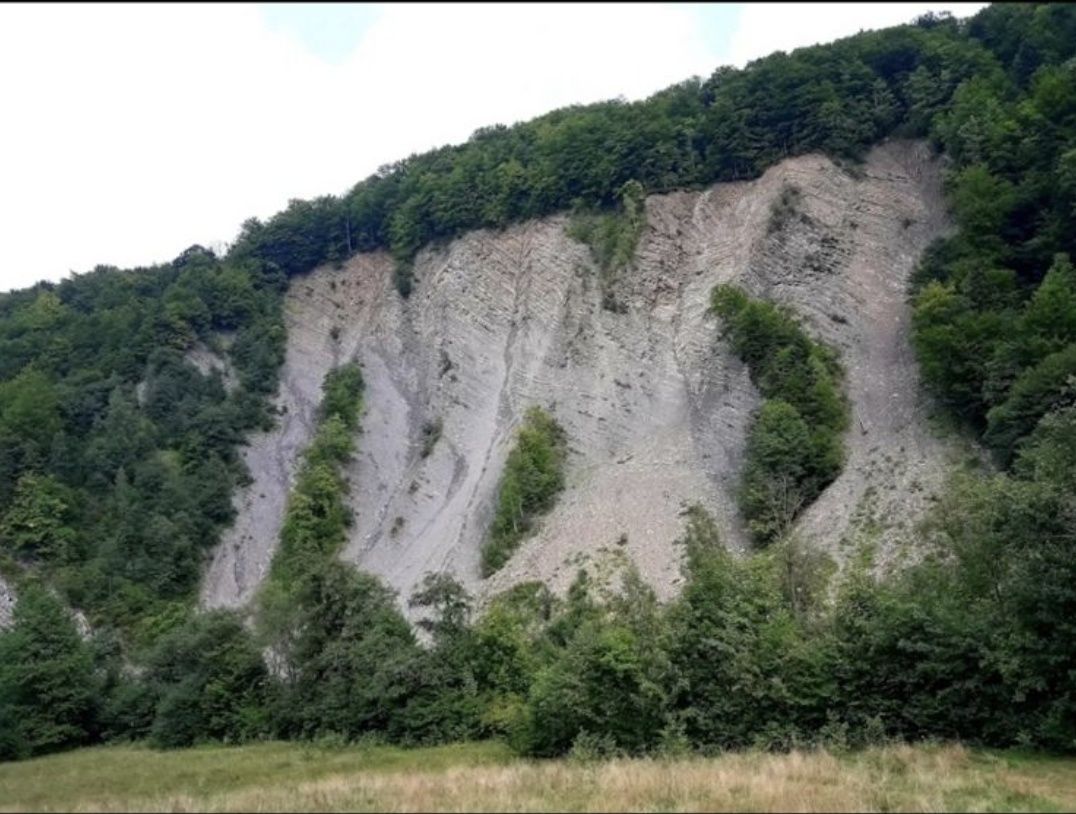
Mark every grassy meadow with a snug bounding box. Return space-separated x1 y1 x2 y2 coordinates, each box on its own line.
1 741 1074 813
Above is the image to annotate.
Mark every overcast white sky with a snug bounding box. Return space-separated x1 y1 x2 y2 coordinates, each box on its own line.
0 2 986 292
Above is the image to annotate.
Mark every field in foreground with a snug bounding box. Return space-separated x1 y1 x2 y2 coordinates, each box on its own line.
1 740 1075 813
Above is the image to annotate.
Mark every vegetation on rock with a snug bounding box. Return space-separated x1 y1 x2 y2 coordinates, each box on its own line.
482 407 567 577
711 285 848 544
0 2 1074 763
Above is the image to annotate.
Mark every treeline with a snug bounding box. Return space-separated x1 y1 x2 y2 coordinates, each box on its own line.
2 458 1072 759
231 7 1063 296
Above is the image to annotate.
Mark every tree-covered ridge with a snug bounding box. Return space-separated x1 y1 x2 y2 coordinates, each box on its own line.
0 247 286 640
233 7 1070 296
910 32 1076 463
0 0 1074 764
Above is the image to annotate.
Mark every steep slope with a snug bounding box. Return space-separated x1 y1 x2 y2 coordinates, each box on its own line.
202 140 953 612
199 281 369 609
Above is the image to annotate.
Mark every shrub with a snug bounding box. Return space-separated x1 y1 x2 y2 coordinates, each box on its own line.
567 180 646 313
711 285 848 544
267 364 363 589
481 407 567 576
319 363 364 430
145 611 272 748
420 417 443 459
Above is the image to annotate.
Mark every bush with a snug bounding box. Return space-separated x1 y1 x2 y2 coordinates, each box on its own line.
144 611 272 748
567 181 646 313
0 584 98 757
481 407 567 576
319 363 364 430
711 285 848 544
268 364 364 588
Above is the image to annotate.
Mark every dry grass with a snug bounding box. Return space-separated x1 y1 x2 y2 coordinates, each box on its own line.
1 741 1073 813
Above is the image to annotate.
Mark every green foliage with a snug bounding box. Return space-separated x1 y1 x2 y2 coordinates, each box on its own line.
319 363 365 430
1015 405 1076 488
833 459 1075 749
0 247 286 638
393 576 487 746
0 474 77 563
231 198 350 279
144 611 272 748
481 407 567 576
567 180 646 312
268 363 364 590
711 285 848 544
0 583 98 758
515 571 669 757
267 561 418 742
983 343 1076 459
271 453 351 587
511 471 1074 755
916 444 1076 749
664 508 835 751
908 17 1076 467
410 572 473 643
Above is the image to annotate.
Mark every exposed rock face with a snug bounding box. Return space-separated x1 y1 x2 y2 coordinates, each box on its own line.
201 140 953 613
0 574 14 629
137 335 238 408
199 280 370 609
184 336 239 394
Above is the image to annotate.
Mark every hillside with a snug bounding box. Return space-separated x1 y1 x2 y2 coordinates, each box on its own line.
0 3 1073 766
203 140 953 612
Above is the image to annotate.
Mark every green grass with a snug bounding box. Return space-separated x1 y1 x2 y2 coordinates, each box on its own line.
2 741 1075 812
0 741 513 811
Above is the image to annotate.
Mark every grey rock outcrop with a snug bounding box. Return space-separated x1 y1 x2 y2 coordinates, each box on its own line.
202 140 954 613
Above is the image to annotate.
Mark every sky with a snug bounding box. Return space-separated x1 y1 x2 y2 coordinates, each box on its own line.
0 2 987 293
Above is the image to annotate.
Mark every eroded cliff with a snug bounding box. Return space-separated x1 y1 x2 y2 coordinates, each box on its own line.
201 140 955 613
